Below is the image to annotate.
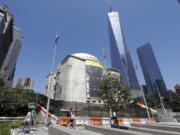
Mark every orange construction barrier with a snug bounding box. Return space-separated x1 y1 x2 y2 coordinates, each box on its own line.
132 118 141 123
117 118 124 125
90 117 102 125
147 118 156 123
59 116 68 126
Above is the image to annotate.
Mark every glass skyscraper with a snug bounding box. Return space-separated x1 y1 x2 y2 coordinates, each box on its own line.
137 43 167 96
107 11 140 90
0 27 22 87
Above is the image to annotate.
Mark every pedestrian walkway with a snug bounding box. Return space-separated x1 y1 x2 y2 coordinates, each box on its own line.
13 125 103 135
49 125 103 135
12 125 48 135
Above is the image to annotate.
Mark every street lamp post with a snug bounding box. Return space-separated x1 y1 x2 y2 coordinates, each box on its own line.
154 80 170 122
135 65 151 120
140 85 151 119
45 33 60 125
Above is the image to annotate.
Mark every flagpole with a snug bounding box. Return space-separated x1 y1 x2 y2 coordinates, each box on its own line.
45 33 60 124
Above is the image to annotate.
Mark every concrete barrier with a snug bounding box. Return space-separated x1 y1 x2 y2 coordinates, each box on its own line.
76 119 84 125
85 125 154 135
131 123 180 132
48 125 75 135
102 117 110 125
48 125 102 135
131 118 141 124
90 117 102 125
129 126 180 135
117 118 124 125
56 117 153 126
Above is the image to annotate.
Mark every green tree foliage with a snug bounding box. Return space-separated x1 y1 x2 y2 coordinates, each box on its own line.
0 75 5 87
98 73 131 112
145 95 161 108
145 92 180 112
0 87 39 116
164 92 180 112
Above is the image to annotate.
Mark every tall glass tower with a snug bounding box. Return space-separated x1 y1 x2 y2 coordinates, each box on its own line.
107 10 140 90
137 43 167 96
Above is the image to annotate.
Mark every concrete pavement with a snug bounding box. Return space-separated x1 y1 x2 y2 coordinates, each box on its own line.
13 125 103 135
13 123 180 135
12 125 48 135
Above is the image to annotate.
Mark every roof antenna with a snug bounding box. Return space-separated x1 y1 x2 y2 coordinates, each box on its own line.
108 0 112 12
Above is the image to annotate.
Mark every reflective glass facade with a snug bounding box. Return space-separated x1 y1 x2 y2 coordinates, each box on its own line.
86 65 103 98
137 43 167 96
0 13 5 38
107 11 139 90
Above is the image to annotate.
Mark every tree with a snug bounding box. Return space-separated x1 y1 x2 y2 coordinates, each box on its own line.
0 87 39 116
145 95 161 108
98 72 131 114
0 75 5 87
164 92 180 112
145 92 180 112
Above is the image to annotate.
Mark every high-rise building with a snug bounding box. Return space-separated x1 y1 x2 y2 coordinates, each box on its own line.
16 77 34 90
0 12 5 38
105 68 120 76
47 53 104 104
137 43 167 96
175 84 180 96
0 5 13 70
0 27 22 87
107 9 140 91
45 72 59 99
141 84 148 95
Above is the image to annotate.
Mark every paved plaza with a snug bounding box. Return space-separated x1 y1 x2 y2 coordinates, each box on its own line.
13 125 103 135
12 123 180 135
13 125 48 135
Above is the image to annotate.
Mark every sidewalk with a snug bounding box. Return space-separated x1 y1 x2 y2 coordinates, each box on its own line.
12 124 48 135
13 125 103 135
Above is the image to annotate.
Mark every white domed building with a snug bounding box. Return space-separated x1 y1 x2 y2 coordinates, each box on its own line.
55 53 104 103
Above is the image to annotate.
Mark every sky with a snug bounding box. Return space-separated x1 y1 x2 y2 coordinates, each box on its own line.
1 0 180 93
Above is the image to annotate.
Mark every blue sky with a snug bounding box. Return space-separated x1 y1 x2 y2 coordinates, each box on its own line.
2 0 180 93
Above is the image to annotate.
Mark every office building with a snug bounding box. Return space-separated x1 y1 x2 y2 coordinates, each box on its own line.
107 8 139 91
0 5 13 70
0 27 22 87
137 43 168 96
47 53 104 104
16 77 34 90
45 72 60 99
175 84 180 96
105 68 120 76
141 84 148 95
0 12 5 38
